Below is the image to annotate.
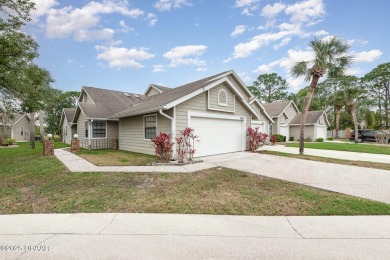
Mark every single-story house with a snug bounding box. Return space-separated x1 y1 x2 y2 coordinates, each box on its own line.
59 108 77 144
65 70 274 157
0 113 30 142
262 100 299 141
289 110 330 141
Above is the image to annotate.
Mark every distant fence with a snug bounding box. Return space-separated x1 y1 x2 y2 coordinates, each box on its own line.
327 130 347 138
77 138 118 150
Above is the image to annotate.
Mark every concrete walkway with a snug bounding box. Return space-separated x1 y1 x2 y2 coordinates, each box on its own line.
54 149 216 173
259 144 390 164
1 213 390 259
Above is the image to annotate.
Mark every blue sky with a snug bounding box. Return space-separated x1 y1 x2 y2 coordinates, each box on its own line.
27 0 388 94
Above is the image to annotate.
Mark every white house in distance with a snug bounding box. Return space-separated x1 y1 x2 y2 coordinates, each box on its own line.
289 111 330 141
59 108 76 144
0 113 30 142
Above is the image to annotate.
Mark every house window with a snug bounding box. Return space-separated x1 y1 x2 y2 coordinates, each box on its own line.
218 89 228 107
20 127 24 136
144 115 157 139
85 121 88 138
92 121 106 138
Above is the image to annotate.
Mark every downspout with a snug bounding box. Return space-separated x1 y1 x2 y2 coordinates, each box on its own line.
159 108 176 160
88 119 92 150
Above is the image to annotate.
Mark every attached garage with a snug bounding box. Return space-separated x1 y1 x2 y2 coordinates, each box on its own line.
280 124 289 140
188 112 246 157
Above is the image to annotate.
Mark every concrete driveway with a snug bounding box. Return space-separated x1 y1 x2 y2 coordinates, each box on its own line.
1 213 390 259
203 152 390 204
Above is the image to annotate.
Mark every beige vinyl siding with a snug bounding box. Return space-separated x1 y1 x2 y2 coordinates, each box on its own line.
12 116 30 142
176 91 252 136
77 112 87 140
284 103 298 125
250 103 270 135
119 111 172 155
208 84 235 112
289 125 315 141
145 87 160 97
107 121 119 139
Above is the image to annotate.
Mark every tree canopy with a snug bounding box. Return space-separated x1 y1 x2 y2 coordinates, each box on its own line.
248 73 289 103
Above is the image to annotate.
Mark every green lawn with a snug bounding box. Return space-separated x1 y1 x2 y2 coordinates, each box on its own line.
74 148 156 166
286 142 390 155
1 142 389 215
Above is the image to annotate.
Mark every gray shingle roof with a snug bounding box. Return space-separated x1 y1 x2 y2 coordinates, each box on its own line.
110 71 229 118
262 100 293 118
289 110 326 125
0 113 28 125
63 108 76 122
80 87 142 118
150 84 171 92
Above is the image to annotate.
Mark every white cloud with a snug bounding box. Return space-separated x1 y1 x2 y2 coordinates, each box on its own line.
118 20 134 33
231 25 247 37
146 13 158 26
30 0 59 22
44 1 144 41
314 30 329 36
285 0 325 25
235 0 260 8
153 65 166 72
154 0 192 12
252 64 271 74
238 72 251 84
353 50 383 62
196 67 208 72
287 76 306 90
274 37 291 49
95 45 154 69
261 3 286 19
345 67 364 76
163 45 207 67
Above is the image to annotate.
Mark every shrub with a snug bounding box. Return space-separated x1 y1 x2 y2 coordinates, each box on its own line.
327 137 334 141
151 132 173 162
289 137 294 141
7 138 16 145
304 137 312 142
274 134 285 142
316 138 324 142
246 127 268 152
270 134 276 145
176 127 199 163
53 135 60 142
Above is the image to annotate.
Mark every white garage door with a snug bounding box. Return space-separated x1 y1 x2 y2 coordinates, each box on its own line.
316 126 326 139
190 116 244 157
280 125 289 140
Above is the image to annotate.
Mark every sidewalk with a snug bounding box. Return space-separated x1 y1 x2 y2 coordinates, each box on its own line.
1 213 389 259
259 144 390 164
54 149 217 173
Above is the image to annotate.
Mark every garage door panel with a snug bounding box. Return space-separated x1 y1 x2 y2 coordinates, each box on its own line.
190 117 243 157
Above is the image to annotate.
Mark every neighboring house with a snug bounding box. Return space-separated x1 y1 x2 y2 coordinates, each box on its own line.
59 108 76 144
0 113 30 142
65 70 274 157
289 111 330 141
71 86 143 149
110 70 273 157
262 100 299 141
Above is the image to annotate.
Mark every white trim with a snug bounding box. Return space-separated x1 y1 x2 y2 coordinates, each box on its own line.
250 98 274 123
251 120 265 126
217 89 228 107
144 85 163 96
13 114 29 126
90 120 107 139
172 107 176 160
81 88 96 104
207 89 235 113
143 113 158 140
187 110 246 152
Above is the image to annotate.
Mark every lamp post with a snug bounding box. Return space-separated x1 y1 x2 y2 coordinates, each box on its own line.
74 134 78 140
47 134 52 141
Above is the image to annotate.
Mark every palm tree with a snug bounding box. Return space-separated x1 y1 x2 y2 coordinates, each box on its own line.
340 76 367 143
291 36 353 154
330 90 345 138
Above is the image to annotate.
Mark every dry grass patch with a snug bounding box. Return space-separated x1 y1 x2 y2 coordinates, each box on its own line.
75 149 157 166
259 150 390 171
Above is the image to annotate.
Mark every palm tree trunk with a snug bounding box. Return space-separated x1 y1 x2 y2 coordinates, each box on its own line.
335 108 341 138
39 110 45 143
30 111 36 149
299 75 320 154
349 103 359 143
